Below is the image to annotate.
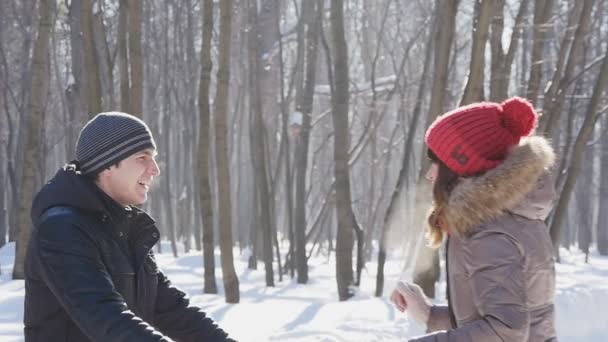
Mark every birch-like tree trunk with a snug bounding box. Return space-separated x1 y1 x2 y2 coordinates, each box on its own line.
413 0 459 298
375 9 435 297
330 0 358 301
198 0 217 294
489 0 529 102
598 117 608 255
215 0 240 303
248 0 275 287
118 0 129 112
526 0 555 105
66 0 87 155
549 42 608 258
82 0 102 116
127 0 143 117
460 0 493 105
293 0 322 285
541 0 594 135
13 0 56 279
0 80 6 248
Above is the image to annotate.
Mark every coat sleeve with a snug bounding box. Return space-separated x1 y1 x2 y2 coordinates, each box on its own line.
154 270 235 342
426 305 454 332
35 216 174 342
410 232 530 342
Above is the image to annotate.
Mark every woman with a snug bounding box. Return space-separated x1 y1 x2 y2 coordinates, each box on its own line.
392 97 558 341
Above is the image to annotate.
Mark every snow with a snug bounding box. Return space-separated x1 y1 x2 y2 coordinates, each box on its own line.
1 241 608 341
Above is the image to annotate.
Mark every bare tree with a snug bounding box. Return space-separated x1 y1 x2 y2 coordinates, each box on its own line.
575 144 593 261
375 7 436 297
413 0 459 298
248 0 275 287
489 0 529 102
293 0 322 284
13 0 56 279
0 78 6 248
549 42 608 258
128 0 143 117
198 0 217 294
330 0 360 301
161 1 178 258
540 0 595 135
526 0 555 105
82 0 102 115
460 0 493 105
66 0 87 154
598 117 608 255
118 0 129 112
215 0 239 303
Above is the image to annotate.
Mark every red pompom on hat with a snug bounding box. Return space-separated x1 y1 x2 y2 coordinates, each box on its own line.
425 96 538 176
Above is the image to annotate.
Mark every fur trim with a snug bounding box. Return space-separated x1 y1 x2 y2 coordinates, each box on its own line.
444 136 555 236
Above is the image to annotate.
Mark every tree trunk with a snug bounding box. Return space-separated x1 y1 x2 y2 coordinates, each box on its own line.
81 0 102 116
330 0 356 301
293 0 322 285
248 0 275 287
541 0 594 136
198 0 217 294
375 12 435 297
575 145 593 257
161 1 178 259
0 81 6 248
412 0 459 298
127 0 143 117
526 0 555 105
460 0 493 105
427 0 459 119
66 0 87 156
489 0 529 102
7 0 36 245
215 0 239 303
118 0 129 112
598 118 608 255
13 0 56 279
549 43 608 258
91 3 114 111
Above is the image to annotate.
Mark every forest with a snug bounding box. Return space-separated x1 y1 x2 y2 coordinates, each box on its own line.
1 0 607 303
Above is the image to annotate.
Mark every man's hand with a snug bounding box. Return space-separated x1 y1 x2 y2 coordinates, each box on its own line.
392 281 432 325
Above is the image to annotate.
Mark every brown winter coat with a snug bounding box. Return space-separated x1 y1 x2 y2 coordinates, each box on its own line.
411 136 558 342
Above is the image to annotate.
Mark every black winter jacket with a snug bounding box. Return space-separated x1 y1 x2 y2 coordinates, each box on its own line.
24 166 235 342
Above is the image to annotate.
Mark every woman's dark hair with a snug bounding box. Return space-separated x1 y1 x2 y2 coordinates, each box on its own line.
426 149 460 247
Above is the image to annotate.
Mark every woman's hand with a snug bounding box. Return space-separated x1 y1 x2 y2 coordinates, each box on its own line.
392 282 432 324
390 287 408 312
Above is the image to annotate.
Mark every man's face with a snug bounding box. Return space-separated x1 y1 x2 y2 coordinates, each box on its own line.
97 148 160 206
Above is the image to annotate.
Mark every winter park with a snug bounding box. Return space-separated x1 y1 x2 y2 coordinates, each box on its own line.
2 0 608 341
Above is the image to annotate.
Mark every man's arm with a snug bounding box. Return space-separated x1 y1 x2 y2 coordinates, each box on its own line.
36 216 174 342
154 270 235 342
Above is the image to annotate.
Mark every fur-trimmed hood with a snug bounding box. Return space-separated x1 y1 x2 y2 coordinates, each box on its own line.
444 136 556 236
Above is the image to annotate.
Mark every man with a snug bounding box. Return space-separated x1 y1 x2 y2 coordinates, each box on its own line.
24 112 235 341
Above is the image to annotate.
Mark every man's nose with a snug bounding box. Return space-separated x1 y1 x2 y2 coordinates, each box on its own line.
150 159 160 176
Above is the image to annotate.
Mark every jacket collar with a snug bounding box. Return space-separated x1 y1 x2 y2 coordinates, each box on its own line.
443 136 555 236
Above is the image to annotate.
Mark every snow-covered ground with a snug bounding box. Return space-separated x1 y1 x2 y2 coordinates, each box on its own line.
1 241 607 341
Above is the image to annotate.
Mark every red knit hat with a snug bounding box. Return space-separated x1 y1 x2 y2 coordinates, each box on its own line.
425 97 538 176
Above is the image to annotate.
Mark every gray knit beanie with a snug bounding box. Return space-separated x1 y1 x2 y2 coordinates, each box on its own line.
75 112 156 175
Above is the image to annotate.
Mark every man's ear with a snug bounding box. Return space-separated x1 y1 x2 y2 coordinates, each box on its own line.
96 166 114 180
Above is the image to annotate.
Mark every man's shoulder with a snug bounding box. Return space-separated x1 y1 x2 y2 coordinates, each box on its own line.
37 206 91 226
35 206 102 241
